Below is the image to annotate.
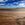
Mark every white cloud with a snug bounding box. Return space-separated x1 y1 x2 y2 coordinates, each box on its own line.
16 2 25 7
0 0 8 2
0 4 5 5
13 2 18 4
0 0 3 2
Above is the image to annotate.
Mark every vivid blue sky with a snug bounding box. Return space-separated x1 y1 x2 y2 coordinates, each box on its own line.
0 0 25 8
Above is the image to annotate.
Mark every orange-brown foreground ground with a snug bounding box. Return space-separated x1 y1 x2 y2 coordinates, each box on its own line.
0 10 25 25
0 11 17 25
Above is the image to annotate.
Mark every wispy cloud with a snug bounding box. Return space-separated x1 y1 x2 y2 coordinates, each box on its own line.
0 1 25 8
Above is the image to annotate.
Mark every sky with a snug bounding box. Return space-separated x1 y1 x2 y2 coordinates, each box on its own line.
0 0 25 8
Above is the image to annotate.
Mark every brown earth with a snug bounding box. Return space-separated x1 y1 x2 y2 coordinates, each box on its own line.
0 11 17 25
0 10 25 25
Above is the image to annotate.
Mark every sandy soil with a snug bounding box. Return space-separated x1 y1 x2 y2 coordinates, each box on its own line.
0 11 17 25
0 11 25 25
